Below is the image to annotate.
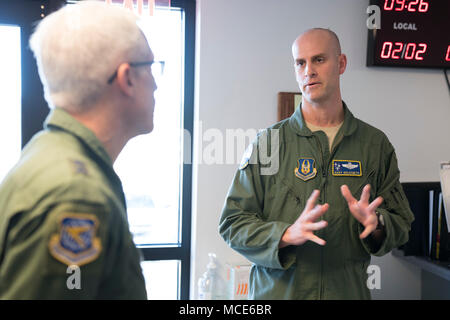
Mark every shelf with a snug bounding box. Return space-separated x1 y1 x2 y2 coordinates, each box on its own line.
392 249 450 281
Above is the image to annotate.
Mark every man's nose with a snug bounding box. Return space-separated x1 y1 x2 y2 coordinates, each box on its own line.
304 63 317 78
150 74 158 91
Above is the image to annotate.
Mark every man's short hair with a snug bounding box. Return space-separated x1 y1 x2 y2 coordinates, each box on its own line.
293 28 342 56
30 1 149 110
306 28 341 55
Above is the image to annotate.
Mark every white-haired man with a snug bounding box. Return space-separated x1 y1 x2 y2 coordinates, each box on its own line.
0 1 159 299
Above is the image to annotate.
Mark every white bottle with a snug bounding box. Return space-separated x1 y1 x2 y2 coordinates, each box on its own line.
197 253 218 300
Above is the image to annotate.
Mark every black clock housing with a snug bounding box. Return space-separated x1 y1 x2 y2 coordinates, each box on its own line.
367 0 450 69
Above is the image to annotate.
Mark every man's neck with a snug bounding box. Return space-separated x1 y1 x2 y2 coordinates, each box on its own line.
66 105 130 163
301 97 344 127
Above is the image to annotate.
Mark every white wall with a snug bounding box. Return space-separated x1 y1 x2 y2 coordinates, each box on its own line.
191 0 450 299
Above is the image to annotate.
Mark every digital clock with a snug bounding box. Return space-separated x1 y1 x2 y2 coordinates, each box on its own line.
367 0 450 68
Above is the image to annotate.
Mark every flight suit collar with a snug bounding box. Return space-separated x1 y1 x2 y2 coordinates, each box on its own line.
288 101 358 137
44 107 113 168
43 108 128 210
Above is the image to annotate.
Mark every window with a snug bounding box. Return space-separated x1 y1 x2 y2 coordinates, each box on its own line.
2 0 195 300
115 8 184 247
141 260 180 300
0 25 21 182
112 1 195 300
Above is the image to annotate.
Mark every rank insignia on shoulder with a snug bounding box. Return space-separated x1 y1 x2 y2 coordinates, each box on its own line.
70 159 89 176
332 160 362 177
49 213 102 267
239 143 254 170
295 158 317 181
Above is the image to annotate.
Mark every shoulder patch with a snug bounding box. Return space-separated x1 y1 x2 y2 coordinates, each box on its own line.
49 213 101 267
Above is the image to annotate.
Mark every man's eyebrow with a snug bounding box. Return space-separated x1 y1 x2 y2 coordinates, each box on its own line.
312 53 327 59
295 53 328 63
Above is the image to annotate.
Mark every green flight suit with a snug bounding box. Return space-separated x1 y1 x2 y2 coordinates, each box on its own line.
0 108 147 299
219 102 414 300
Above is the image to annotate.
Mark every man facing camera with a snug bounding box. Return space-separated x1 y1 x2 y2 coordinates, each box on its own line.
219 28 414 299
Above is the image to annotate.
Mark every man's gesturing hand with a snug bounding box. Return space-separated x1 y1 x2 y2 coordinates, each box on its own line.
279 189 329 248
340 184 383 239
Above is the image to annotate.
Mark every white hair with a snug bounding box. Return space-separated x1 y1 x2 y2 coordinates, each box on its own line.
29 0 149 110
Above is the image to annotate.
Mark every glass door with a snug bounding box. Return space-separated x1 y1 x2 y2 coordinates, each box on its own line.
0 0 195 300
110 0 195 300
114 7 185 299
0 25 21 182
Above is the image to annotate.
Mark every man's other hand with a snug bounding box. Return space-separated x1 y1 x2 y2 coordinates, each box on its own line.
279 189 329 248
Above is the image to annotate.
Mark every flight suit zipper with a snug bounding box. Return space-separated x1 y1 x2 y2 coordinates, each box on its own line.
315 131 345 299
313 134 326 299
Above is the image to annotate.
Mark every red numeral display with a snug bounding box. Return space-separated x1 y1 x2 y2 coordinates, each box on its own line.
404 43 416 60
446 45 450 62
383 0 429 12
418 0 428 12
384 0 394 10
395 0 405 11
415 43 427 60
407 0 419 12
381 42 393 58
380 42 427 60
391 42 403 59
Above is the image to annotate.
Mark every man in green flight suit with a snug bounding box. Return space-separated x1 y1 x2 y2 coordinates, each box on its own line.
0 1 159 299
219 28 414 299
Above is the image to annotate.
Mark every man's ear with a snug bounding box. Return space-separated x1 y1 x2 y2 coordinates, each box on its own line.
116 63 134 96
338 54 347 75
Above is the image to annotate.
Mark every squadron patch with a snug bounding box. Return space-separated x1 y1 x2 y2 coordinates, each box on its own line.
49 213 101 267
294 158 317 181
332 160 362 177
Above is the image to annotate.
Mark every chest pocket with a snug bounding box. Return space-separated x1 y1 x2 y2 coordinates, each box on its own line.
264 176 304 224
335 169 376 201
